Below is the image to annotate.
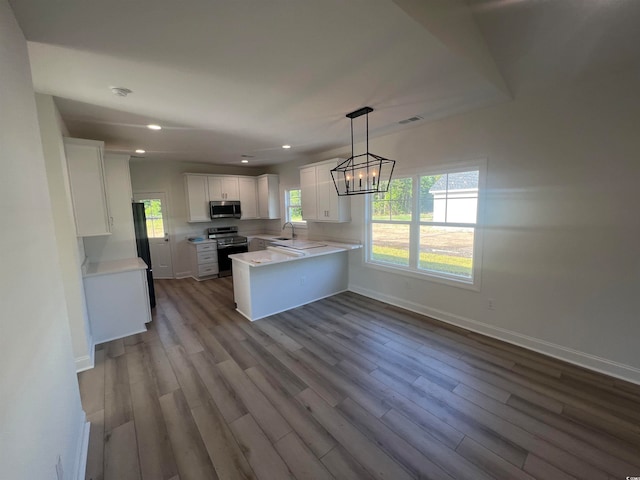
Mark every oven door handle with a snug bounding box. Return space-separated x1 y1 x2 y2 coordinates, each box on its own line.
217 243 248 250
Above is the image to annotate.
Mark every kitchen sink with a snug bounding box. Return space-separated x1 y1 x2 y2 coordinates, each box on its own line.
272 237 290 240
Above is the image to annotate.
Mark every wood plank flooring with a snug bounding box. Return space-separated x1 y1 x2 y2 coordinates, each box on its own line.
79 277 640 480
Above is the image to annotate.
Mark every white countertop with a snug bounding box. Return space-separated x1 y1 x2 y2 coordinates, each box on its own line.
83 257 148 278
230 240 361 267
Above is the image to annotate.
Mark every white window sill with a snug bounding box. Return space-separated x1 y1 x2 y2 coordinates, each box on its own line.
364 260 481 292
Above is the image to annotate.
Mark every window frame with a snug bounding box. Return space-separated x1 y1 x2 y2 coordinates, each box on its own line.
365 160 486 291
284 187 307 228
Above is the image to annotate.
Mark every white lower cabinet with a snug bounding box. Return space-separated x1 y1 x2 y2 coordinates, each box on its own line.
189 241 219 280
83 259 152 345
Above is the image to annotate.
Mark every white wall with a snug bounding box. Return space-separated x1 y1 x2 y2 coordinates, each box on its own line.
273 68 640 383
84 153 137 263
0 3 87 478
129 160 279 277
36 94 94 371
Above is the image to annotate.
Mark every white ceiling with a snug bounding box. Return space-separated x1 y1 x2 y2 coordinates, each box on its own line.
10 0 640 166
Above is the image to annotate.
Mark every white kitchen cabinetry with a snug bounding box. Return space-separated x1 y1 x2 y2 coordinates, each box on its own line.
64 137 111 236
208 176 239 201
189 241 219 280
238 177 258 219
257 174 280 219
184 174 211 222
300 159 350 222
185 173 280 222
300 166 318 220
83 258 151 344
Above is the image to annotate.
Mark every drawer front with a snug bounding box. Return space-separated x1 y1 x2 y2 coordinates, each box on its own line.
196 243 216 252
198 263 219 276
197 251 218 264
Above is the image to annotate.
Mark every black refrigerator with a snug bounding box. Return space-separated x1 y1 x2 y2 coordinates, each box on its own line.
132 202 156 309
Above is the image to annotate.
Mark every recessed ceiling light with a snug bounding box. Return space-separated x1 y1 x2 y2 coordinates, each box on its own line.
135 149 146 154
282 144 291 149
241 159 249 164
147 124 162 130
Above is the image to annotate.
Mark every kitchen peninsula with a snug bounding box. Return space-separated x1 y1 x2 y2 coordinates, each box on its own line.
230 240 360 321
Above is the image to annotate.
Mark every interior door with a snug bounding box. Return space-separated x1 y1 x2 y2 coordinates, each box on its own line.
133 192 174 279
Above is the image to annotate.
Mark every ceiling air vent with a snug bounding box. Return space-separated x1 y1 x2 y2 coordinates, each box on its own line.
398 115 423 125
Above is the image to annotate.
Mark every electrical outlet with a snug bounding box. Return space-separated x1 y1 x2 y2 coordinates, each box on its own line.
488 298 495 310
56 455 64 480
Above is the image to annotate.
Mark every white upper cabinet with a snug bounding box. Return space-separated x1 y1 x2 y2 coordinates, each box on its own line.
300 159 350 222
300 165 319 221
63 137 112 236
257 174 280 219
208 176 239 201
184 174 210 222
184 173 280 222
238 177 258 219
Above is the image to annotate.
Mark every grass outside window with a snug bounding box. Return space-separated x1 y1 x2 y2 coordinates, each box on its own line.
367 164 483 286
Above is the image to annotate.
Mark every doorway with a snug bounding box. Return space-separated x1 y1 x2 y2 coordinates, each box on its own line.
133 192 174 279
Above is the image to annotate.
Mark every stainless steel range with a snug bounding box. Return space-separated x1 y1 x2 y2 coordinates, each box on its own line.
207 226 248 277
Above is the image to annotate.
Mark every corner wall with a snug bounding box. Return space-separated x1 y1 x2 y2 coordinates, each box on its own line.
273 69 640 383
1 2 88 478
36 94 94 371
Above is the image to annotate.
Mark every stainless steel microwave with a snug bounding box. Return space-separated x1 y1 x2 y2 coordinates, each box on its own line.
210 200 241 219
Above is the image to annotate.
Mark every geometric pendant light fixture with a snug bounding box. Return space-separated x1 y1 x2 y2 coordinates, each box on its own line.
330 106 395 196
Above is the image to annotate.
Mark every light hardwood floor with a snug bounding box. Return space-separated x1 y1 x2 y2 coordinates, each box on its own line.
79 277 640 480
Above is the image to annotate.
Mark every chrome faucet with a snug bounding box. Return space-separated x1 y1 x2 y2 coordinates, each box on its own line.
282 221 296 239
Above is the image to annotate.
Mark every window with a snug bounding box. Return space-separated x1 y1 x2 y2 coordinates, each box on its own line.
139 198 165 238
368 163 483 287
284 189 306 226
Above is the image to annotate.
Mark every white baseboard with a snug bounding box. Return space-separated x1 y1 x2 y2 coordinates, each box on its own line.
75 340 95 372
75 355 93 372
174 271 191 279
93 328 147 347
73 420 91 480
348 284 640 386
